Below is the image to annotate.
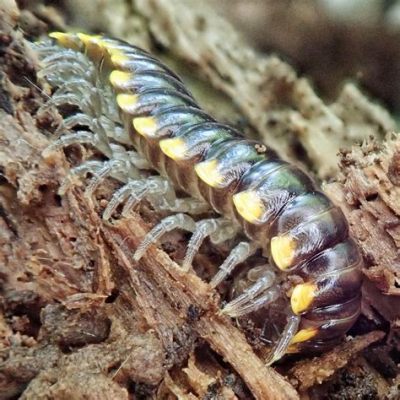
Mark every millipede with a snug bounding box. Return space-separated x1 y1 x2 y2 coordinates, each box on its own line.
32 32 363 364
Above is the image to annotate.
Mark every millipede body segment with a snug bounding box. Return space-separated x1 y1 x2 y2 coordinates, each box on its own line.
36 32 363 363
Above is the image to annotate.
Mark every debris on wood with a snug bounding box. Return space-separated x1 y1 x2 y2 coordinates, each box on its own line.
289 330 385 392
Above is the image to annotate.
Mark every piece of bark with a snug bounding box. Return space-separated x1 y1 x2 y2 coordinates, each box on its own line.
289 330 385 392
2 329 165 399
325 136 400 298
161 372 200 400
183 354 237 399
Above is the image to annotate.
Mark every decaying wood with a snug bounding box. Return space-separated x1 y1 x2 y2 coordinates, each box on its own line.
0 0 399 399
325 136 400 297
289 330 385 392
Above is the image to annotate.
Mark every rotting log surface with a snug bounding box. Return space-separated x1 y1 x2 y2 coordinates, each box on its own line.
0 1 399 399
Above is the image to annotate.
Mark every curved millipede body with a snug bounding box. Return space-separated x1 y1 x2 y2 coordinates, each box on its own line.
34 32 363 364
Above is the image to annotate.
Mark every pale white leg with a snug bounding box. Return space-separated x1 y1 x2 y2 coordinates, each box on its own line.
59 160 104 195
43 131 95 153
49 89 99 118
35 46 96 91
223 287 280 318
60 159 130 195
209 223 239 244
145 178 208 215
45 76 119 124
210 242 259 288
39 49 118 122
52 79 97 98
42 130 113 158
38 61 94 85
31 42 59 56
38 77 96 116
84 160 127 198
40 49 92 70
37 44 128 158
40 79 102 119
104 176 206 220
59 150 141 196
182 218 237 271
133 214 196 261
264 314 301 366
104 122 131 145
151 196 209 215
221 270 278 317
101 86 120 123
44 86 123 152
58 113 94 132
120 187 150 217
119 175 169 217
103 180 147 220
109 145 150 171
40 92 90 113
56 113 128 146
102 177 171 220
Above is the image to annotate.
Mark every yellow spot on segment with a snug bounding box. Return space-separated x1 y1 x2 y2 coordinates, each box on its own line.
116 94 138 113
77 33 101 45
194 159 224 188
291 282 317 315
110 52 129 66
109 70 132 87
290 327 318 344
133 117 158 137
49 32 70 42
104 46 130 66
270 235 296 270
49 32 78 48
232 191 265 224
159 137 187 159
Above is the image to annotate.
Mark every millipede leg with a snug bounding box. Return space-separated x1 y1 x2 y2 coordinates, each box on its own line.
43 131 99 154
107 145 149 177
221 271 278 317
182 218 237 271
37 47 123 148
120 186 150 217
151 196 209 215
39 48 94 72
210 241 259 287
58 113 94 132
59 160 104 195
107 124 131 145
84 160 125 198
57 115 127 142
103 176 175 220
133 213 196 261
103 180 147 220
58 145 148 197
38 61 93 84
264 314 300 366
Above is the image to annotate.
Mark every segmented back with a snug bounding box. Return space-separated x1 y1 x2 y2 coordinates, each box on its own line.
41 32 363 361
